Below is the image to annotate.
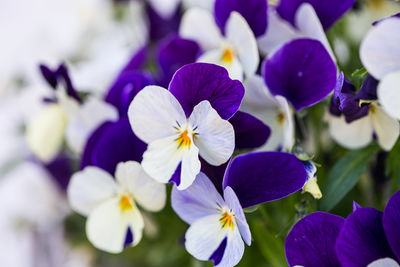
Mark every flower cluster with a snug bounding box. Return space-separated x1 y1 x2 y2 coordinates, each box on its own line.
2 0 400 266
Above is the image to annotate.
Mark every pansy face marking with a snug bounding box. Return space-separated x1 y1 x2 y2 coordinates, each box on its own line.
128 85 235 190
219 208 235 229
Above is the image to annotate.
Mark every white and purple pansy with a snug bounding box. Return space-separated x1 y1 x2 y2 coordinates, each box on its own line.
26 63 118 162
360 17 400 121
67 161 166 253
328 72 399 151
128 63 244 190
179 7 259 81
285 190 400 266
172 151 308 266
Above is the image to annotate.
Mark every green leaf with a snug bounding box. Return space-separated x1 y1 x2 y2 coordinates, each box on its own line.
385 142 400 188
319 145 379 211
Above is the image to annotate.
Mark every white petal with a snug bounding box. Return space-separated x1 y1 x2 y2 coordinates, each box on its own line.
26 103 68 162
180 8 223 50
377 70 400 120
197 49 244 81
115 161 167 212
217 227 245 267
370 104 399 151
276 96 295 151
66 97 118 154
257 9 303 56
171 172 225 224
178 144 201 190
189 101 235 166
241 75 280 111
185 214 228 261
328 114 373 149
68 167 117 216
86 197 144 253
360 17 400 79
367 258 400 267
128 85 186 144
226 12 259 77
148 0 180 19
295 3 336 62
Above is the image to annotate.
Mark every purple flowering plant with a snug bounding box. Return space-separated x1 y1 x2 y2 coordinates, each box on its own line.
3 0 400 266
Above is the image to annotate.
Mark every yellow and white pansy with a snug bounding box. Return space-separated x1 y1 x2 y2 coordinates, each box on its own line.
179 8 259 81
67 161 166 253
128 85 235 190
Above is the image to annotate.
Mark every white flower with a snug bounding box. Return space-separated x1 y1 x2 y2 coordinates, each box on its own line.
128 85 235 190
67 161 166 253
240 75 295 151
180 8 259 81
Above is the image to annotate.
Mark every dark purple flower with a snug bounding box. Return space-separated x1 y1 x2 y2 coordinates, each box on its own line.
214 0 268 37
277 0 354 30
285 212 344 267
147 4 180 41
262 38 336 111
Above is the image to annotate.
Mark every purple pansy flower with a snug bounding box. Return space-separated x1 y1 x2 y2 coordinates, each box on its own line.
327 73 399 151
128 63 244 190
262 38 337 111
172 151 308 266
285 191 400 266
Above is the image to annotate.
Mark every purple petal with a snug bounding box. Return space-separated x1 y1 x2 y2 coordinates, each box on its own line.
121 46 148 72
80 117 146 175
44 155 73 191
285 212 344 267
157 35 201 87
335 207 395 267
353 201 362 212
148 4 180 41
383 190 400 260
169 63 245 120
171 172 225 224
229 111 270 150
105 71 153 116
262 38 336 111
277 0 354 30
222 152 308 208
214 0 268 37
356 75 378 101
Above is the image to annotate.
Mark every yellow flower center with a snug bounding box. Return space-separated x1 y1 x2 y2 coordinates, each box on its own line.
119 195 133 212
177 129 192 148
277 112 286 125
220 211 235 229
221 48 234 64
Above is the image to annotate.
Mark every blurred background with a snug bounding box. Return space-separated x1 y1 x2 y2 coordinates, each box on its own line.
1 0 400 266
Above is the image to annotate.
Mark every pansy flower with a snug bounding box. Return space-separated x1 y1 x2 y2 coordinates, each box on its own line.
360 17 400 121
172 151 308 266
286 191 400 266
67 161 166 253
128 63 244 190
327 72 399 151
179 8 259 81
26 64 118 162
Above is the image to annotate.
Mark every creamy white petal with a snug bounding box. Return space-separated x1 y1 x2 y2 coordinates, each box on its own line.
115 161 167 212
148 0 180 19
257 9 303 56
86 197 144 253
377 70 400 120
295 3 336 62
66 97 118 154
217 227 245 267
367 258 400 267
225 12 259 77
185 214 228 261
26 103 68 162
360 17 400 79
189 101 235 166
370 104 399 151
276 96 295 151
178 144 201 190
197 48 244 81
180 8 223 50
128 85 186 144
68 167 117 216
141 135 185 183
241 75 280 111
328 114 373 149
